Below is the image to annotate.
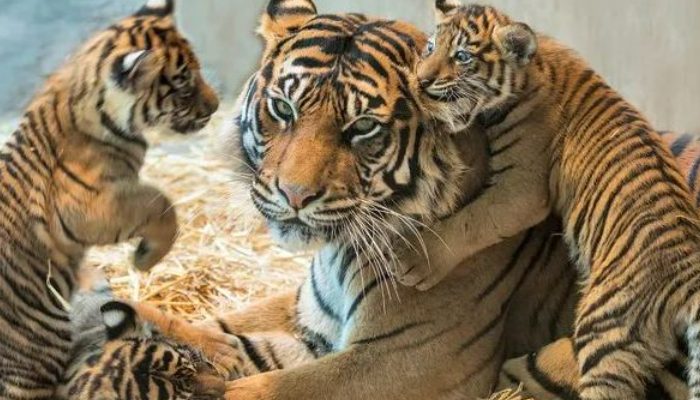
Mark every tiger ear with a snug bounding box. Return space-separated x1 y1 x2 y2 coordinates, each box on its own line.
101 301 138 340
258 0 317 48
112 50 161 90
492 22 537 66
434 0 461 22
135 0 174 18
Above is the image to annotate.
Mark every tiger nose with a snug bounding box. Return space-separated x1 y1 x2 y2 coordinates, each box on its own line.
277 182 323 210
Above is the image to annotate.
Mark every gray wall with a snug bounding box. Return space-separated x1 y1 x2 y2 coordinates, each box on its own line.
1 1 697 132
178 0 700 132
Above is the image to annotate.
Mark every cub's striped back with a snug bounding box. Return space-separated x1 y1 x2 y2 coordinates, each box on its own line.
0 0 217 398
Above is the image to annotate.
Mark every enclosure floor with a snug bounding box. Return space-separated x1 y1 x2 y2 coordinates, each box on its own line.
87 110 309 319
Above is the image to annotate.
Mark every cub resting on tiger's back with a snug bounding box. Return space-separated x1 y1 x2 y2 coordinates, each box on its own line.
0 0 218 398
395 1 700 399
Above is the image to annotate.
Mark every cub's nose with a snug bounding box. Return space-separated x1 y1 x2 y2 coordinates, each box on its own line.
277 181 324 210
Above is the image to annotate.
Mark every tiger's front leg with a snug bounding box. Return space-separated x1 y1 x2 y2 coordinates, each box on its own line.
58 181 177 271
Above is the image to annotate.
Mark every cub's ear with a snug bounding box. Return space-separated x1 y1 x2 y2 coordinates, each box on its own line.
135 0 174 18
112 50 162 90
492 22 537 66
258 0 317 48
434 0 461 22
101 301 139 340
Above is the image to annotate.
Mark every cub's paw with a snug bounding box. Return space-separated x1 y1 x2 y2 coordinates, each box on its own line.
393 247 454 291
189 323 248 380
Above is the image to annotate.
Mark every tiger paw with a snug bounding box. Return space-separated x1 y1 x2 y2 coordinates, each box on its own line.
393 245 455 291
188 323 247 380
131 192 178 271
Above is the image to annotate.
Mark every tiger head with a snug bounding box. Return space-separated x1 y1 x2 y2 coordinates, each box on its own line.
58 298 224 400
56 0 219 137
231 0 490 258
417 1 537 131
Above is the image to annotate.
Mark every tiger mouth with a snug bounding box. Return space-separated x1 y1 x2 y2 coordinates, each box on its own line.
173 115 212 134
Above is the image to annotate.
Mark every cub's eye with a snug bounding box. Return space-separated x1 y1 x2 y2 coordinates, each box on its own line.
268 98 295 123
178 87 194 99
347 118 382 145
454 50 472 64
424 40 435 56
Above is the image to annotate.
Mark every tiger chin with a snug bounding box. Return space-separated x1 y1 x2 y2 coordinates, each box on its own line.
0 0 217 397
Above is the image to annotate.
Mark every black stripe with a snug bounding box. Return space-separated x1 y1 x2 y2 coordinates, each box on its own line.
353 321 429 345
310 259 342 322
57 162 98 192
236 334 271 372
670 133 693 156
100 110 148 149
476 230 533 301
56 208 87 245
345 274 387 321
525 352 580 400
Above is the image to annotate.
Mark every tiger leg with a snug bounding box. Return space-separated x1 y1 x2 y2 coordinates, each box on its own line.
126 302 242 377
498 338 581 400
62 182 177 271
499 338 688 400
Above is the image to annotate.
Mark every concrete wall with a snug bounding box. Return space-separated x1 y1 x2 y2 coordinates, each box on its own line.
0 1 696 132
178 0 700 132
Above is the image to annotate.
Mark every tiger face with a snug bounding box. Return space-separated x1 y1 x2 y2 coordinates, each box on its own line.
59 301 224 400
233 0 478 257
417 1 537 131
70 0 218 137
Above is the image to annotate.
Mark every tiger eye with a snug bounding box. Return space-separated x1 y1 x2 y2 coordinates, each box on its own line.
274 99 294 119
353 118 378 133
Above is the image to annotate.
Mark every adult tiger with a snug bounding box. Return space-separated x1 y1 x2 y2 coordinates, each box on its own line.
199 0 610 398
401 1 700 399
0 0 218 397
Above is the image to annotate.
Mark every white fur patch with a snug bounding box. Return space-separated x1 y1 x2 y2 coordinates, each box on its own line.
122 50 147 72
146 0 167 9
102 309 127 329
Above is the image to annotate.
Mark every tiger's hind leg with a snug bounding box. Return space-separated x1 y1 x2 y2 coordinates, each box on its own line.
568 272 690 400
498 338 688 400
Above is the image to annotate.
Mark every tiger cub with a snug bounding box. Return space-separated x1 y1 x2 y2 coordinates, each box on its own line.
397 1 700 399
0 0 218 397
58 272 236 400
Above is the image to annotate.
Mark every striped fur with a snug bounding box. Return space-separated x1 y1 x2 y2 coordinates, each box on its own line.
414 2 700 399
499 132 700 400
57 279 228 400
214 1 576 399
0 0 217 398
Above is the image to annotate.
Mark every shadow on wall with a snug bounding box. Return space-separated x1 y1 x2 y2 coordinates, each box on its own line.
178 0 699 133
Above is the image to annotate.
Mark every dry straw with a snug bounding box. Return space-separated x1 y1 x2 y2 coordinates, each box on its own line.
86 110 309 320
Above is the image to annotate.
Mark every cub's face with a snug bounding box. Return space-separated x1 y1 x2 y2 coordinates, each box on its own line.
417 1 537 130
59 301 223 400
88 1 219 137
235 3 433 251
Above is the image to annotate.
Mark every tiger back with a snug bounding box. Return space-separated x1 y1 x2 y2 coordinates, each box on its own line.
411 1 700 399
0 0 217 397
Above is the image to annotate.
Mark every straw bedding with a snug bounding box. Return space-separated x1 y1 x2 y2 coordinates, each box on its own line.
86 110 309 320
